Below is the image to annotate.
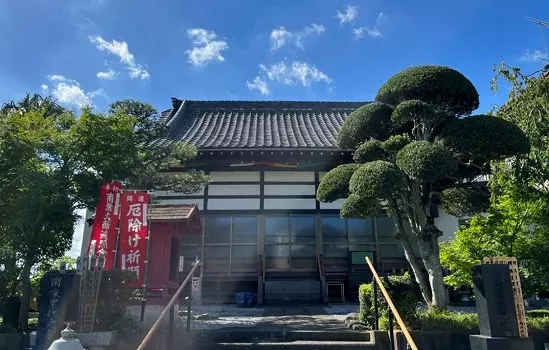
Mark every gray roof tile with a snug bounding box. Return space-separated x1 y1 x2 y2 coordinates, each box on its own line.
162 100 368 150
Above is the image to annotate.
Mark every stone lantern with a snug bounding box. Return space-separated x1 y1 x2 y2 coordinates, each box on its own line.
47 324 85 350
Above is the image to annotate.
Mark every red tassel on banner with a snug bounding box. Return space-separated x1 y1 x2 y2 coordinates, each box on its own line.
87 182 123 269
118 191 150 287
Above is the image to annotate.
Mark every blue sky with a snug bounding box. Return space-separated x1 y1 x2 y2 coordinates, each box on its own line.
0 0 548 256
1 0 548 115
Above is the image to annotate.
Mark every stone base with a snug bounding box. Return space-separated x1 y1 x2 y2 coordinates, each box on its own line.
470 335 534 350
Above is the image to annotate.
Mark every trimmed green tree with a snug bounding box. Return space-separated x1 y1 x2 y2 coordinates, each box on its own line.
317 65 529 308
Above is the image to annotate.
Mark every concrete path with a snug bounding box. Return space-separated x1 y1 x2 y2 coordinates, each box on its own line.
254 306 349 331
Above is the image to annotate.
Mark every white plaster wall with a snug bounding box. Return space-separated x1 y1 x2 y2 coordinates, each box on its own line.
264 171 314 182
208 198 260 210
264 198 316 210
210 171 260 182
79 209 95 257
157 198 204 210
435 208 460 243
264 184 316 196
208 184 260 196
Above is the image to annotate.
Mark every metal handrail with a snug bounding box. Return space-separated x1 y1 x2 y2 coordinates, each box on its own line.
136 259 201 350
365 256 418 350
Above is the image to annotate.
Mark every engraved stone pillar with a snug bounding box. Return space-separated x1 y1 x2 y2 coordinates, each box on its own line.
469 264 534 350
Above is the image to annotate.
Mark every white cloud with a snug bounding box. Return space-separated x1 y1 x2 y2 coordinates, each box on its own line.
270 24 325 51
89 36 150 80
353 12 385 39
40 84 49 92
96 69 116 80
335 5 359 24
520 50 549 62
185 28 229 67
258 61 332 87
45 75 104 108
353 26 382 39
246 76 270 95
270 27 293 51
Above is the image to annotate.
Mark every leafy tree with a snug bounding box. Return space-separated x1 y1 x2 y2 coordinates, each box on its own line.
0 94 208 328
30 256 77 307
440 170 549 296
441 64 549 297
317 65 529 308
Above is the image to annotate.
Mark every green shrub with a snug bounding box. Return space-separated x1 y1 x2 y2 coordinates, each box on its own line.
528 315 549 331
417 309 479 332
527 309 549 318
414 309 549 333
358 284 374 325
358 272 422 329
93 270 138 332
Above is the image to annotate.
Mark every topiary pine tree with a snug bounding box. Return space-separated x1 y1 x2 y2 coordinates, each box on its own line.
317 65 530 308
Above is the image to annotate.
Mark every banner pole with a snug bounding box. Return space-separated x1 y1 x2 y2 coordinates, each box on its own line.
112 182 125 269
140 190 153 323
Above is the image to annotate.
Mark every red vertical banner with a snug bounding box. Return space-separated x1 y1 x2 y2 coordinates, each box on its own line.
87 182 123 269
118 192 150 287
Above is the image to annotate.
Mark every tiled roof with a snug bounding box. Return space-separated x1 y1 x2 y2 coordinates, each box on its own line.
150 204 197 221
161 99 368 150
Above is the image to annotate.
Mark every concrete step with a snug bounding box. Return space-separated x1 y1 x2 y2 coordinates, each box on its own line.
193 340 377 349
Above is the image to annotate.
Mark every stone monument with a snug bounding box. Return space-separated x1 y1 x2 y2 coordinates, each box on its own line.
469 264 534 350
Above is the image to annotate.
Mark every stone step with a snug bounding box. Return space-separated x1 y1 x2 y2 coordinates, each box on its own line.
196 330 371 343
193 340 377 350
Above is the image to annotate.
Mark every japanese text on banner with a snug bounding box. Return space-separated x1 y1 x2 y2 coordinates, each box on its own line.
87 182 122 269
118 192 150 287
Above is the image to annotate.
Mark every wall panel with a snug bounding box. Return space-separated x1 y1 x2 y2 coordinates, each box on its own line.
264 171 314 182
210 171 260 182
264 198 316 210
208 198 261 210
264 184 315 196
208 185 260 196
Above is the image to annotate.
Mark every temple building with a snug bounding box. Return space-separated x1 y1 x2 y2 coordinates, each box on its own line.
80 99 465 305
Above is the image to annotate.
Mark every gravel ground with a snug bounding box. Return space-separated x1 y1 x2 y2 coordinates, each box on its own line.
176 306 265 330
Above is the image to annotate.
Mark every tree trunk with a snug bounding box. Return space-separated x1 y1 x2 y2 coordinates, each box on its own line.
388 199 432 304
418 234 447 308
400 236 432 303
18 260 32 329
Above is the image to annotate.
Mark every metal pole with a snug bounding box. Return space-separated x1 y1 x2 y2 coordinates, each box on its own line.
186 296 192 332
140 191 154 323
373 279 379 330
388 310 395 350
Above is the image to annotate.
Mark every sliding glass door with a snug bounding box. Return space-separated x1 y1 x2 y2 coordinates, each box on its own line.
264 215 316 272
